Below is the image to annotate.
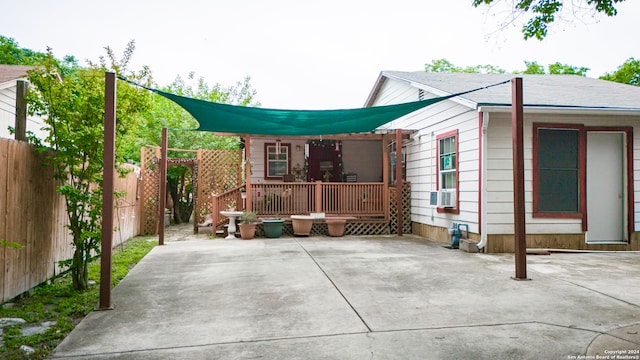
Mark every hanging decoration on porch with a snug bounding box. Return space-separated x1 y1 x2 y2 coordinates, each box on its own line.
305 140 343 182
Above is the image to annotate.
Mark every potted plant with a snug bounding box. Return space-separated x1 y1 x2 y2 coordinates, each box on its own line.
238 211 258 240
226 199 236 211
262 214 284 238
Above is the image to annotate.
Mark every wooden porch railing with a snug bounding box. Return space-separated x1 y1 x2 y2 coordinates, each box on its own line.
210 185 245 227
250 182 386 219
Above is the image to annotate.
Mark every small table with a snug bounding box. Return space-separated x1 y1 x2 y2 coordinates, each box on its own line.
220 211 243 239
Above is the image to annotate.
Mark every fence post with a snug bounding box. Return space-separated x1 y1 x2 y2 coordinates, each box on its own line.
315 181 322 213
14 80 28 141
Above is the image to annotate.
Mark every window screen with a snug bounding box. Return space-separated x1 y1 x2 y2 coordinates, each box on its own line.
439 136 456 189
536 128 579 212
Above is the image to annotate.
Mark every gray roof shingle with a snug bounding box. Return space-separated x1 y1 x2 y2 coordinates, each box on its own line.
0 64 34 84
382 71 640 110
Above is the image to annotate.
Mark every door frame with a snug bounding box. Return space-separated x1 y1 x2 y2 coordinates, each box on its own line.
585 126 634 243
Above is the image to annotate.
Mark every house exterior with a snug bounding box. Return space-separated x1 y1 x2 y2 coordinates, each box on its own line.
366 71 640 252
228 132 409 235
0 64 46 140
204 129 412 235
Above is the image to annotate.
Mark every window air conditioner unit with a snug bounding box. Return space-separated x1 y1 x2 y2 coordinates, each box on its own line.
437 189 456 208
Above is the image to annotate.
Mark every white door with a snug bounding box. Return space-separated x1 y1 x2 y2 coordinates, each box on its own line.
586 132 626 242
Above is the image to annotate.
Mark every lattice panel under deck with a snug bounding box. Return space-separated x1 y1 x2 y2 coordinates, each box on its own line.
388 182 411 234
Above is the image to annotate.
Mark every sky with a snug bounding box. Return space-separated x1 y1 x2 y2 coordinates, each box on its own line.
1 0 639 110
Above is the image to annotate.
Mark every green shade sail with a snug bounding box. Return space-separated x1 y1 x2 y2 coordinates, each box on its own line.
152 88 459 136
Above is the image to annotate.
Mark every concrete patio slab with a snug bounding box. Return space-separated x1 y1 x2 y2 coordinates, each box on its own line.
51 226 640 359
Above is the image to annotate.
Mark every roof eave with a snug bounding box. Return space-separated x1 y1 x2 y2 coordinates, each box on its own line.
369 71 479 110
363 72 386 107
478 104 640 116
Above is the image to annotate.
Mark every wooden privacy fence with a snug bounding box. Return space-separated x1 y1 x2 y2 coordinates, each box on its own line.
0 138 141 304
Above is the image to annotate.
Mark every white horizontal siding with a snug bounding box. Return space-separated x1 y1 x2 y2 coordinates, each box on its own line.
0 85 48 140
341 140 382 182
249 138 307 184
0 86 16 139
373 77 481 233
249 139 383 184
485 112 640 234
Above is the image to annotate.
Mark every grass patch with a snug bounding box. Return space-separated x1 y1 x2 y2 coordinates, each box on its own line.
0 235 156 359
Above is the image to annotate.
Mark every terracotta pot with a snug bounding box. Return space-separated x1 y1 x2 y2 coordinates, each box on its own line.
291 215 313 236
238 223 256 240
326 219 347 237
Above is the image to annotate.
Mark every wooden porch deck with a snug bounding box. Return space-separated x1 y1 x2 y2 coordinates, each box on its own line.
208 181 408 236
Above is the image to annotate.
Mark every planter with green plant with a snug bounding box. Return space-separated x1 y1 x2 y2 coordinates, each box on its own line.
239 211 258 240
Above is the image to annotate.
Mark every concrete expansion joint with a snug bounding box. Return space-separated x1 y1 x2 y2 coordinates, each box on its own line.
294 239 373 332
536 321 606 335
371 321 540 334
536 320 640 347
559 279 640 309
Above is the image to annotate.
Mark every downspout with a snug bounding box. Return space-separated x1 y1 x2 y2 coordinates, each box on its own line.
477 112 489 250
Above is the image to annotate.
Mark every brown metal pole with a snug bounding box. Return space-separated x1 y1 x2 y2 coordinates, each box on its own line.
14 80 28 141
381 135 390 222
99 72 116 310
512 77 527 280
158 127 168 245
395 129 403 236
245 135 252 212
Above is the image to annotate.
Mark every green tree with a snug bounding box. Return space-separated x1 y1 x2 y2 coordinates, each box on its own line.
548 62 589 75
515 61 589 75
0 36 48 65
26 41 152 291
427 59 589 76
520 61 546 74
121 72 259 223
425 59 506 74
600 57 640 86
472 0 626 40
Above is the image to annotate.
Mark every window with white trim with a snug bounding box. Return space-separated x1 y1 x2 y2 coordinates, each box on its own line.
264 143 291 180
438 132 457 190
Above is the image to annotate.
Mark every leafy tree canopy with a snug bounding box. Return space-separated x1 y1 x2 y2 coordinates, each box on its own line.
599 57 640 86
424 58 507 74
25 41 152 291
425 58 589 76
0 35 48 65
472 0 626 40
118 72 260 224
119 72 260 163
515 61 590 75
